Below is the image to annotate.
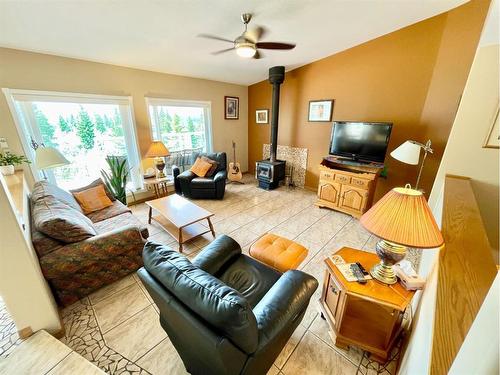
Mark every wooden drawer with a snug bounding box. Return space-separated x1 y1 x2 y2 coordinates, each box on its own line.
335 174 351 184
351 177 370 189
320 170 335 182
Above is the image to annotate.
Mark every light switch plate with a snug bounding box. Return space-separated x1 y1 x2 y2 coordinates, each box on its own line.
0 138 8 149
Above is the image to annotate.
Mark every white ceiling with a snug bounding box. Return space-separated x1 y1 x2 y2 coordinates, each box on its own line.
0 0 468 85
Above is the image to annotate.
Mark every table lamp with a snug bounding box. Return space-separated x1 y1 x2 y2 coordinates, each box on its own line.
145 141 170 178
35 146 70 171
390 140 433 190
360 184 443 284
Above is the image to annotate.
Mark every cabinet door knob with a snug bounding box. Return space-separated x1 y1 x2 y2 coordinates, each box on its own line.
330 285 338 294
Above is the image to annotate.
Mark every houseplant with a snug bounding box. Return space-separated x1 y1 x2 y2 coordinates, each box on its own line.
0 151 30 176
101 156 129 204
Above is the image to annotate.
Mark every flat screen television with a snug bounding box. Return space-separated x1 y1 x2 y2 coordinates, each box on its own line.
329 121 393 163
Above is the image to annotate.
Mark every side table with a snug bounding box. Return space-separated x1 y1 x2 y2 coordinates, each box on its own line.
319 247 415 363
143 176 174 198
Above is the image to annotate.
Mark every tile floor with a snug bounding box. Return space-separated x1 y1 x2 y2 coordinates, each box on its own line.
0 330 104 374
1 175 420 374
0 299 23 359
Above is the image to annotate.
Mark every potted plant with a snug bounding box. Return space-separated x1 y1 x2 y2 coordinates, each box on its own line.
101 156 129 204
0 151 30 176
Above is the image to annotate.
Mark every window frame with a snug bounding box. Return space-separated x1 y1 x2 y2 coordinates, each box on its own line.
2 88 143 190
145 97 213 153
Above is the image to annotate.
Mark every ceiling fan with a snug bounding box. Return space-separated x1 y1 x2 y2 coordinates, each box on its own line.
198 13 296 59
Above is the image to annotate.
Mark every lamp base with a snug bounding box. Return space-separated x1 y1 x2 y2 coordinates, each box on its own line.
155 157 166 178
370 240 407 285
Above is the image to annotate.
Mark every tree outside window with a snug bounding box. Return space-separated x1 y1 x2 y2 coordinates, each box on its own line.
30 102 129 189
150 104 209 152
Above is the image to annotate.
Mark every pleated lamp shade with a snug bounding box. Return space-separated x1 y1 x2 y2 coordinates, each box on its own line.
145 141 170 158
360 185 444 248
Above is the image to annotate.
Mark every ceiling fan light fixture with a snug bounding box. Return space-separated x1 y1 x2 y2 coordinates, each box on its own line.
199 13 296 59
236 43 256 58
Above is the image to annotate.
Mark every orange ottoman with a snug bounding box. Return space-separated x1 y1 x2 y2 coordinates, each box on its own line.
249 233 308 273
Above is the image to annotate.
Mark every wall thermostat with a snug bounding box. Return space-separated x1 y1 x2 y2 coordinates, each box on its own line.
0 138 8 149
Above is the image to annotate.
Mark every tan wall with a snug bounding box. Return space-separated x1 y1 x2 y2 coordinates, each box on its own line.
418 0 493 192
248 0 490 200
401 42 499 375
0 48 248 183
429 44 500 256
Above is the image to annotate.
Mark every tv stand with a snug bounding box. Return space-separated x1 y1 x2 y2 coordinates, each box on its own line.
316 157 383 218
323 155 384 170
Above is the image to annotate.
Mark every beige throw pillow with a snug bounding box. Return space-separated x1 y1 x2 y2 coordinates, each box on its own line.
33 196 97 243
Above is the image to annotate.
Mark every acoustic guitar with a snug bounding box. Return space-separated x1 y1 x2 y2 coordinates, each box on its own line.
228 141 243 183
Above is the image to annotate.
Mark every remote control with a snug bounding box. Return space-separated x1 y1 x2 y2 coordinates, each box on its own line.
356 262 369 276
350 264 367 284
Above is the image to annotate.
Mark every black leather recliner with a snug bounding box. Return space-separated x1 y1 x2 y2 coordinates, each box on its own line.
173 152 227 199
137 235 318 375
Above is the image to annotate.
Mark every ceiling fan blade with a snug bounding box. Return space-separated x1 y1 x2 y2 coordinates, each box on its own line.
256 42 296 50
211 47 235 55
197 34 234 44
253 50 263 59
245 26 267 43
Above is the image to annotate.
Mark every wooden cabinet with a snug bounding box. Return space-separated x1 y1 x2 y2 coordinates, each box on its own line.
316 159 381 218
319 248 415 363
318 182 341 205
339 185 368 213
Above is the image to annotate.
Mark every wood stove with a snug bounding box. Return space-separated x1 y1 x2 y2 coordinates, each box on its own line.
256 159 286 190
256 66 286 190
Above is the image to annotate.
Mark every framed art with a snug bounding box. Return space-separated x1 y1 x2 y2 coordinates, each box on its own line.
256 109 269 124
225 96 239 120
308 100 334 122
483 106 499 149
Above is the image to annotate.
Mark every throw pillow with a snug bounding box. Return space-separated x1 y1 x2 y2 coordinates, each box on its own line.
202 156 219 177
70 178 116 201
31 180 83 213
72 185 114 214
190 157 212 177
33 196 96 243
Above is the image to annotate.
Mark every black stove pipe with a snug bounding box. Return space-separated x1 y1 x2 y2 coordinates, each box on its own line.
268 66 285 163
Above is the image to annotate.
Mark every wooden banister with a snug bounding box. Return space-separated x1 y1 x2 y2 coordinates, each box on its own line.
430 175 497 375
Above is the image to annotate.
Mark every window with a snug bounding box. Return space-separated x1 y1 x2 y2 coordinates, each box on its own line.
3 89 142 190
146 98 212 153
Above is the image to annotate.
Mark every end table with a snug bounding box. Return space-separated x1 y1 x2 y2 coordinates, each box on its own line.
319 247 415 363
143 176 174 198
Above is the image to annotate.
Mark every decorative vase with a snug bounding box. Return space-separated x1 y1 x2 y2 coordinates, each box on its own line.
0 165 15 176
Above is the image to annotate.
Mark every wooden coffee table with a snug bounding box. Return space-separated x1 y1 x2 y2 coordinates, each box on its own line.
146 194 215 252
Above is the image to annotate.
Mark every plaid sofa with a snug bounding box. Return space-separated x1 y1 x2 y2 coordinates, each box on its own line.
30 181 148 306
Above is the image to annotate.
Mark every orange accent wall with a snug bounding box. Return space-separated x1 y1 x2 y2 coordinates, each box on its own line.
248 0 490 200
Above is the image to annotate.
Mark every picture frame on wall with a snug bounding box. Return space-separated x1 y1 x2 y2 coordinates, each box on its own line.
483 106 499 149
308 99 334 122
225 96 239 120
256 109 269 124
